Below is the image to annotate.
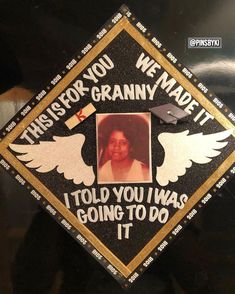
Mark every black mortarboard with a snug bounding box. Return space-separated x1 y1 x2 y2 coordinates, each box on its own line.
149 103 189 124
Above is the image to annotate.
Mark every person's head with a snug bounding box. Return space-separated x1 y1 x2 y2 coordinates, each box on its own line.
107 130 131 162
98 114 149 166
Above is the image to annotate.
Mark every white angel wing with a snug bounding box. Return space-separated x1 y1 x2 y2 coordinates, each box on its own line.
156 129 233 186
9 134 95 186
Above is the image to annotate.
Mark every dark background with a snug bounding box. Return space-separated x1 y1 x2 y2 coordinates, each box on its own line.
0 0 234 293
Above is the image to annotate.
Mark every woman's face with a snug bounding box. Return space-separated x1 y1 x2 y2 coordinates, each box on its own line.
107 130 131 162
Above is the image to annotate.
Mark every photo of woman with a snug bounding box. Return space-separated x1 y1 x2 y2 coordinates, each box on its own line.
96 113 152 184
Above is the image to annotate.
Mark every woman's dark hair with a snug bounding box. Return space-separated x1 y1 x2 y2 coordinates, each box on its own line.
98 114 149 165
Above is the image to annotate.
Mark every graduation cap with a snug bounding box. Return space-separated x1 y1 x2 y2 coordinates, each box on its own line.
149 103 189 124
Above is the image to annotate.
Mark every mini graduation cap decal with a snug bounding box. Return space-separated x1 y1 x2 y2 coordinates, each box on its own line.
150 103 189 124
0 5 234 289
